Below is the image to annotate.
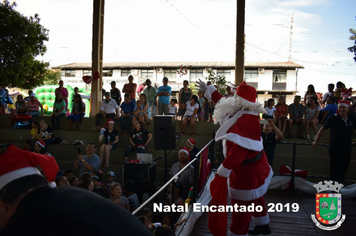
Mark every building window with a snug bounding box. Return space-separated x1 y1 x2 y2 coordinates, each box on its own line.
273 70 287 83
141 69 154 80
273 70 287 90
121 69 131 77
217 69 231 80
102 70 113 77
83 70 91 76
190 69 203 82
244 70 258 82
164 69 177 82
60 70 76 77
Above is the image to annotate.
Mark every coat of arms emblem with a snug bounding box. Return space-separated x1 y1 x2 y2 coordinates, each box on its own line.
311 181 346 230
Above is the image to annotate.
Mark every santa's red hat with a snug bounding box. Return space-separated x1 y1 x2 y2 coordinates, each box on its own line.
179 147 190 156
0 145 59 190
187 138 196 146
338 100 350 108
213 81 266 124
36 140 46 148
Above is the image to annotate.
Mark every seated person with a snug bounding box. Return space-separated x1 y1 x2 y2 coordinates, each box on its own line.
169 147 194 200
33 140 51 156
67 94 86 130
95 92 119 131
99 119 119 167
27 93 43 117
109 182 130 211
287 95 306 138
132 93 149 126
263 98 276 122
119 93 135 133
73 142 100 176
123 180 139 212
319 96 337 124
30 120 41 139
305 97 321 140
51 92 66 130
181 95 199 135
37 120 55 146
124 120 152 162
274 95 288 134
12 94 27 115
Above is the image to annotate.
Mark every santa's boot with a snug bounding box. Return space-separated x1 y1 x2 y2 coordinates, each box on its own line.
248 224 271 235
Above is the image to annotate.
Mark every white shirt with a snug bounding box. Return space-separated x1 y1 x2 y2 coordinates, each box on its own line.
100 99 118 114
184 101 199 116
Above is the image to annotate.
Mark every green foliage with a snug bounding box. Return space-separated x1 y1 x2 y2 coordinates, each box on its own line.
204 69 227 95
188 82 198 95
0 0 49 88
43 69 61 85
348 27 356 62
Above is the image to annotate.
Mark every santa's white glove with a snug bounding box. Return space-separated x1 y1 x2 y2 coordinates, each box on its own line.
195 79 216 101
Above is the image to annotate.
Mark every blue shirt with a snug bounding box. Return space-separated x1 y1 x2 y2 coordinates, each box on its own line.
79 154 100 176
120 100 135 114
321 103 337 123
157 85 171 105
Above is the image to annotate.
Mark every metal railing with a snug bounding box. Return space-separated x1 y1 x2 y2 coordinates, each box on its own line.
132 138 215 216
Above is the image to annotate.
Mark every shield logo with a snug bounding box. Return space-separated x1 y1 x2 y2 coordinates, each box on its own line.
315 193 342 225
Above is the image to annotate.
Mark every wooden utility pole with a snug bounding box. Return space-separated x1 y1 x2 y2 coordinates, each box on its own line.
90 0 105 116
235 0 245 86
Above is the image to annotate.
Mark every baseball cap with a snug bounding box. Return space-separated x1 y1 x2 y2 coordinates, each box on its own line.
162 77 168 81
92 175 100 181
106 171 115 177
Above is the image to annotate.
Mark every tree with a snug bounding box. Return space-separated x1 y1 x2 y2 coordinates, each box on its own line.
204 69 227 96
43 69 61 85
348 28 356 62
0 0 49 89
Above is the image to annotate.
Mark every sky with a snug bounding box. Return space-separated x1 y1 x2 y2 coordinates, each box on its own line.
12 0 356 95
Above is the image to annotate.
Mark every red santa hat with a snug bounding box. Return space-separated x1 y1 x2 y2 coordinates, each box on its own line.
338 100 350 108
36 140 46 148
0 145 59 190
179 147 190 156
187 138 196 146
213 81 266 124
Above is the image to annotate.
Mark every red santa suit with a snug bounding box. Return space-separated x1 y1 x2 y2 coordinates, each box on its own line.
204 82 272 236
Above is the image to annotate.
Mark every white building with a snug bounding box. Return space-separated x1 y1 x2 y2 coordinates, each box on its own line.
53 61 304 104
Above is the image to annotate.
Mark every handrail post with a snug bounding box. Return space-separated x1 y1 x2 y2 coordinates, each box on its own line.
291 143 297 188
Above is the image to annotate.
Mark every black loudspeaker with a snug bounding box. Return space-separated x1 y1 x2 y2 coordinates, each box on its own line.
122 163 156 198
154 115 176 150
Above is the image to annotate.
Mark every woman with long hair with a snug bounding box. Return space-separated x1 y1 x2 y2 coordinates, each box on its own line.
99 119 119 167
303 84 317 105
51 92 66 129
67 94 86 130
181 94 199 135
132 93 149 126
274 96 288 134
33 140 51 156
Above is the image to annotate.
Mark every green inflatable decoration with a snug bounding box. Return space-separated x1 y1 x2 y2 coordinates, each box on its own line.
34 85 90 117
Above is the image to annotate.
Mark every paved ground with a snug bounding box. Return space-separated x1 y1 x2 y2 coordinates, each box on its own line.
192 189 356 236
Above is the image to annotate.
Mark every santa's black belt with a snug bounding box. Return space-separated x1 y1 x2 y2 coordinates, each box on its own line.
242 151 263 164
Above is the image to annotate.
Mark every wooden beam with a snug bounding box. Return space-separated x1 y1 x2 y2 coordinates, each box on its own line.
90 0 105 116
235 0 245 86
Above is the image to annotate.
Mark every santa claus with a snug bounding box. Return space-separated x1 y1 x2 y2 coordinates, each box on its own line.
197 80 272 236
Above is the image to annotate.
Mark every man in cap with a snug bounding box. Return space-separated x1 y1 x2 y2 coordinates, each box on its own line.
156 77 171 115
110 81 121 106
0 144 152 236
169 147 194 199
313 100 356 183
197 80 272 236
95 92 119 131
